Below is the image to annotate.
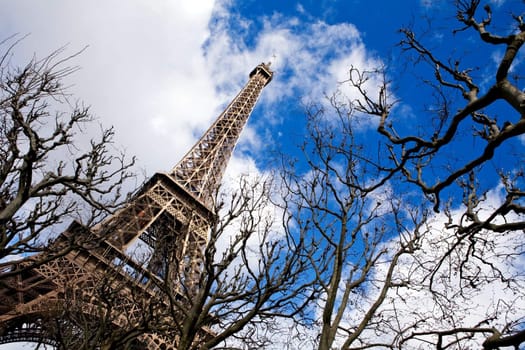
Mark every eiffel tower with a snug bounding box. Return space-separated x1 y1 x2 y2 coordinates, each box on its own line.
0 63 273 348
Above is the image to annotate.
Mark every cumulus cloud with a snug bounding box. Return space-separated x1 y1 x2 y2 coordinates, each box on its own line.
364 184 525 348
205 5 382 106
0 0 218 177
0 0 385 182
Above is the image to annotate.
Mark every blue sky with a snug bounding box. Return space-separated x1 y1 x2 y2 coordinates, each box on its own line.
0 0 458 178
0 0 522 348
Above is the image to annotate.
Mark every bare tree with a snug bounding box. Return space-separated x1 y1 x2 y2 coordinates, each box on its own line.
350 0 524 229
4 2 524 347
340 1 525 348
168 176 315 350
23 175 315 350
0 35 135 265
278 96 427 350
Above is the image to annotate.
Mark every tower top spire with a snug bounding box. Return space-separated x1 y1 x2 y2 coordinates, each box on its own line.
249 62 273 85
169 62 273 209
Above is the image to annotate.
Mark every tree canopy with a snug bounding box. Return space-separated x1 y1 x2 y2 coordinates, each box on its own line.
280 1 525 348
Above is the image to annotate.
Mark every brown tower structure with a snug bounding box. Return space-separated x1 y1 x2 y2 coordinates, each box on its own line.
0 63 273 348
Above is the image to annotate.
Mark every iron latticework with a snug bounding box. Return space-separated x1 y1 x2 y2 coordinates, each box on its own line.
0 63 273 348
172 63 273 208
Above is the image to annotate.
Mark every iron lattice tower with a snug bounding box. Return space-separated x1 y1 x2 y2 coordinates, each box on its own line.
0 63 273 348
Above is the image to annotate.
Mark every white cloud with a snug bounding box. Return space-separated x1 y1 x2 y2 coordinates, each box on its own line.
367 185 525 348
0 0 218 177
490 0 507 7
204 4 383 113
